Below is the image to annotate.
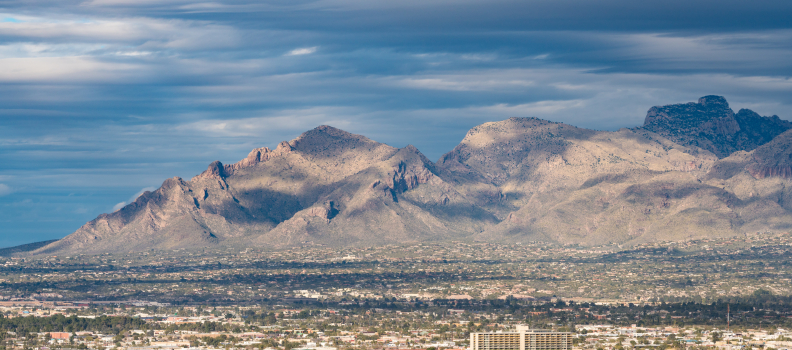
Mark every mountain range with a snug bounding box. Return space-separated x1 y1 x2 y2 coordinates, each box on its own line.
32 96 792 255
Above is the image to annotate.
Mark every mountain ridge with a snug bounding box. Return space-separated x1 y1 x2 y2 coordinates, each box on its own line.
30 96 792 255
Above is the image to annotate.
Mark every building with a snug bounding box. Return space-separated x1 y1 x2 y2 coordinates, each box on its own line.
470 326 572 350
50 332 70 340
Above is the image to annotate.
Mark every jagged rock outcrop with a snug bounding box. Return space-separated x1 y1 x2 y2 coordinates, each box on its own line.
640 95 792 158
32 96 792 254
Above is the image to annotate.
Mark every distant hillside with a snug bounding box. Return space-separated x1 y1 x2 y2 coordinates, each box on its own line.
0 240 59 256
31 96 792 255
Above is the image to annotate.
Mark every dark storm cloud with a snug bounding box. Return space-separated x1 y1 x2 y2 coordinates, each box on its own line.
0 0 791 246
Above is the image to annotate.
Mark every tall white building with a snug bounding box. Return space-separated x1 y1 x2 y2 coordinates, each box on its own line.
470 326 572 350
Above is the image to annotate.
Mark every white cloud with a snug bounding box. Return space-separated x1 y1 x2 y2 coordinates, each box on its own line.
0 15 240 51
111 186 156 212
478 100 586 115
82 0 193 6
114 50 152 56
178 106 356 137
287 46 317 56
0 43 104 58
129 186 157 203
0 56 141 82
395 77 535 91
112 201 127 212
0 184 12 196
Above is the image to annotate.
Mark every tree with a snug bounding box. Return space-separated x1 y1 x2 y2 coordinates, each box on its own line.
711 332 721 342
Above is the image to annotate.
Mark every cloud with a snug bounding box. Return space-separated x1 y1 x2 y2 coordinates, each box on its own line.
0 184 12 196
0 57 141 82
287 47 317 56
82 0 195 6
129 186 157 202
394 77 535 91
178 106 356 137
0 15 241 51
479 100 586 115
111 186 157 212
111 201 126 212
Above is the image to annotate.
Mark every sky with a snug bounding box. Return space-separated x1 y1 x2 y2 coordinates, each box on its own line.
1 0 792 247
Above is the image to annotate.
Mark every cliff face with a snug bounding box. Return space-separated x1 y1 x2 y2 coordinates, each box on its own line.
34 97 792 254
640 95 792 158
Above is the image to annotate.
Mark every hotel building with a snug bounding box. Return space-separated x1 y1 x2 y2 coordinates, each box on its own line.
470 326 572 350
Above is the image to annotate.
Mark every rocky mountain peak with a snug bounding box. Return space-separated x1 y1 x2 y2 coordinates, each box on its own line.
399 145 433 165
199 161 226 179
438 117 592 185
643 95 734 127
292 125 384 152
275 140 294 152
698 95 730 108
640 96 791 158
287 125 400 178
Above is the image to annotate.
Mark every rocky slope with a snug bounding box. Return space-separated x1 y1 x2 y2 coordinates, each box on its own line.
33 96 792 254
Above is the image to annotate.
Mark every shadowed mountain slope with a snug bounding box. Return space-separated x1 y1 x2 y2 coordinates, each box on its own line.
0 240 59 256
